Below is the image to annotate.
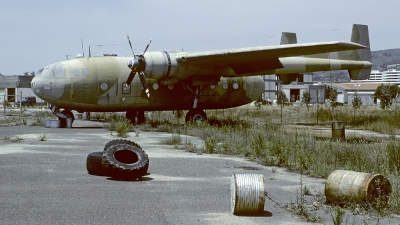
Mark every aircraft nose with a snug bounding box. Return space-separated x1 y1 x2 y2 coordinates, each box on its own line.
31 77 42 97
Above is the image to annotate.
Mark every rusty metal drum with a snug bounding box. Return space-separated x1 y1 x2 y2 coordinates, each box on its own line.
231 174 265 215
331 121 345 141
325 170 391 205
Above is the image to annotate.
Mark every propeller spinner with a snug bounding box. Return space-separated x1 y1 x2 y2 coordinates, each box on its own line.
125 36 152 98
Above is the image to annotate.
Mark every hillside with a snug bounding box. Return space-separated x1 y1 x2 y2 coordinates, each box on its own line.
371 48 400 70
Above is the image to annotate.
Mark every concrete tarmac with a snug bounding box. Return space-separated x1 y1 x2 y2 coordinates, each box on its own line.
0 120 398 225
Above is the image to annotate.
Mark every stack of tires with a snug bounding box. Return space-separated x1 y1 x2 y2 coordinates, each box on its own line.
86 139 149 180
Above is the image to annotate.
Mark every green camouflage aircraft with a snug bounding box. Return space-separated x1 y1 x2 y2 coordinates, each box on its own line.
31 24 372 127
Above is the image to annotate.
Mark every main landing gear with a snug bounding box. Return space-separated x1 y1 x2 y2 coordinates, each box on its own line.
126 110 146 125
185 86 207 123
185 108 207 123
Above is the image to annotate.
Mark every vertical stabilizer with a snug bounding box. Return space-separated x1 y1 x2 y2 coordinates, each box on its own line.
279 32 301 84
345 24 372 80
280 32 297 45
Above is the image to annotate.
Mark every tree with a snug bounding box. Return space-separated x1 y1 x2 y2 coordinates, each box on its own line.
277 90 288 106
373 84 399 109
352 93 363 117
328 88 338 110
301 90 312 110
277 90 288 123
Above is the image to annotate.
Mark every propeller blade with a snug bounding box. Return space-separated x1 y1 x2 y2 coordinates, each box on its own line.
127 35 135 56
142 38 152 55
138 71 150 98
126 70 136 86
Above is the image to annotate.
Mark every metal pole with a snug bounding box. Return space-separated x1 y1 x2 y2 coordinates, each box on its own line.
19 91 22 115
3 94 5 119
316 89 319 125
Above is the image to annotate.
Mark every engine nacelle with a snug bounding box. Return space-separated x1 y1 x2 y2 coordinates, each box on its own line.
143 51 180 82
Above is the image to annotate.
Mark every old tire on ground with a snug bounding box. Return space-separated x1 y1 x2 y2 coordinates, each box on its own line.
86 152 107 176
103 139 137 152
102 140 149 180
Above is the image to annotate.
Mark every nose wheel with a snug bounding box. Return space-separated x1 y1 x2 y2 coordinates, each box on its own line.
59 109 75 128
49 105 75 128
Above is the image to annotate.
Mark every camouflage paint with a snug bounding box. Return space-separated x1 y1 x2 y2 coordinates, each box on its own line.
32 56 263 112
31 24 372 113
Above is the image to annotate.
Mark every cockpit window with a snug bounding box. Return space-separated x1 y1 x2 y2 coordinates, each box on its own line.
53 65 65 78
41 67 52 78
36 64 65 78
36 68 44 76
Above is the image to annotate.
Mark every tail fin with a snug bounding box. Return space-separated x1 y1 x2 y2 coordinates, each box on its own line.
344 24 372 80
280 32 297 45
279 32 301 84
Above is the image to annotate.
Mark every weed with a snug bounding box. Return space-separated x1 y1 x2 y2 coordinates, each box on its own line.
290 175 321 222
11 136 23 143
37 132 46 141
111 118 132 138
134 126 141 137
249 132 266 157
183 140 199 153
204 137 216 153
386 141 400 173
331 205 346 225
31 115 44 126
160 133 182 146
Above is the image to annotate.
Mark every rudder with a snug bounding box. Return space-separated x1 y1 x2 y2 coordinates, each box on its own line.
347 24 372 80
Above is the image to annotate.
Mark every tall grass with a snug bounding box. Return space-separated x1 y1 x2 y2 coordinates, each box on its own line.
147 104 400 214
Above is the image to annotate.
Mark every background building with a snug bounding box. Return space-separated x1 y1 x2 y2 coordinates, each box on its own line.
0 75 41 105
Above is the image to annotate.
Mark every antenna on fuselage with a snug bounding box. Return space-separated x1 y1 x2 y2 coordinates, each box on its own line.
81 38 85 57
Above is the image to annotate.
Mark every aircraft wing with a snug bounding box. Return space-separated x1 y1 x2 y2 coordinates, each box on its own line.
175 41 366 68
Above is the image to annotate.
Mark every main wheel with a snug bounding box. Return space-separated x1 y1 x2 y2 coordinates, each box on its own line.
102 140 149 180
137 111 146 124
185 109 207 123
126 110 146 125
126 110 137 124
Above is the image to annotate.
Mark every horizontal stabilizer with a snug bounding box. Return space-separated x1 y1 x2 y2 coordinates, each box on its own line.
349 68 371 80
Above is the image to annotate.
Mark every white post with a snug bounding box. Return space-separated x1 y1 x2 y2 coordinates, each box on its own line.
19 91 22 115
3 94 5 119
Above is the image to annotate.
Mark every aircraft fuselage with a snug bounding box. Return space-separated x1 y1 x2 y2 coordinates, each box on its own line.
31 55 264 112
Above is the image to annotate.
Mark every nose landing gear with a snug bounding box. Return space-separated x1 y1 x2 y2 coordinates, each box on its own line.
50 105 75 128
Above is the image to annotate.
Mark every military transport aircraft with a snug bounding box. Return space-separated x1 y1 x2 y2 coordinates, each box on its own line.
31 24 372 127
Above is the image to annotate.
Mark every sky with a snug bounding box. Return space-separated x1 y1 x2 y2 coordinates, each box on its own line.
1 0 399 75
